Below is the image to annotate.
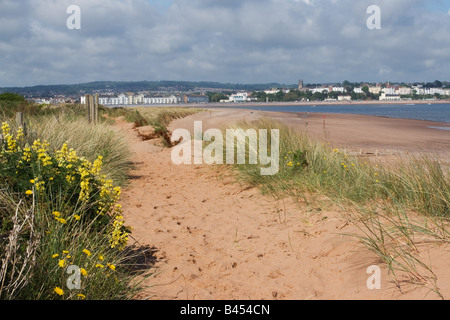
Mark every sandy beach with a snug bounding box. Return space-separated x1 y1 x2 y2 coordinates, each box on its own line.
171 108 450 157
141 99 450 109
115 109 450 300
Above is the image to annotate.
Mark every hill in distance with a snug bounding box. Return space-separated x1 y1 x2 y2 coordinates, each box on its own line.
0 80 298 97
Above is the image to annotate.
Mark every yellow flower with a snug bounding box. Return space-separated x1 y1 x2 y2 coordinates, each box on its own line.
25 190 33 195
52 254 59 259
54 287 64 296
58 259 66 268
74 215 81 221
80 268 88 276
83 249 92 256
77 293 86 300
30 179 35 184
98 254 104 261
55 217 67 224
63 250 69 254
107 263 116 271
95 264 104 269
52 211 61 218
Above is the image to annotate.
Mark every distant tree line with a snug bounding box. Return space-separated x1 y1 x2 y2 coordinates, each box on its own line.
0 92 25 101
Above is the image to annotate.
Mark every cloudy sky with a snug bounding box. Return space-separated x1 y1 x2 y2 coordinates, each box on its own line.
1 0 450 87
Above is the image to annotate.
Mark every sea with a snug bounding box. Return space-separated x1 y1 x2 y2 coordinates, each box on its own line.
209 103 450 128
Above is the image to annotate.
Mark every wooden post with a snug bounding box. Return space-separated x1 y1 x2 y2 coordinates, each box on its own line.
89 95 95 124
94 94 99 124
16 112 27 136
86 94 91 123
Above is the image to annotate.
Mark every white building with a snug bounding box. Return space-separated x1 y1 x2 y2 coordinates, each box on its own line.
379 93 400 101
353 87 363 94
413 87 425 95
332 87 345 93
228 92 249 103
338 96 352 101
264 89 281 95
427 88 445 95
369 86 382 94
96 94 178 105
382 87 396 95
143 96 178 104
396 87 412 95
310 87 330 94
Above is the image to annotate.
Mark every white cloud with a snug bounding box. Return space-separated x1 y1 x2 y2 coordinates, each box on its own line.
0 0 449 86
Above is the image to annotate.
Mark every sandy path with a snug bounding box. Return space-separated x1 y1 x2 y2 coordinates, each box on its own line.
114 112 449 300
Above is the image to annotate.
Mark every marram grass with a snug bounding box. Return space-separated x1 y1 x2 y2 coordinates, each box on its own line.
227 117 449 217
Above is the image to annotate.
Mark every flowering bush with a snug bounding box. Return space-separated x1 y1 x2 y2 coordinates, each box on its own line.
284 149 308 171
1 122 135 300
0 122 130 250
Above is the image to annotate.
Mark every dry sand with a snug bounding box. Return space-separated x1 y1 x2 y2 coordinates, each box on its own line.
114 109 450 300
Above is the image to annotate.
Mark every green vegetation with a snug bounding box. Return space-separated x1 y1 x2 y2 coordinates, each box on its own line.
206 92 229 102
0 123 148 300
0 100 162 300
0 98 203 299
0 93 26 102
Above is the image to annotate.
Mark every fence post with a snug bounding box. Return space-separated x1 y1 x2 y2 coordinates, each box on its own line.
94 94 99 124
85 94 99 124
85 94 91 123
16 112 27 136
89 95 95 124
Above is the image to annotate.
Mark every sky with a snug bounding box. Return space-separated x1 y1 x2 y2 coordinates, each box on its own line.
1 0 450 87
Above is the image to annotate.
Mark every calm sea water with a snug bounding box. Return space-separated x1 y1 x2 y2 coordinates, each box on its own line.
211 103 450 124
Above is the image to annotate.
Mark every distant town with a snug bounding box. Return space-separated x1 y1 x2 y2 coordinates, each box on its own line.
3 80 450 106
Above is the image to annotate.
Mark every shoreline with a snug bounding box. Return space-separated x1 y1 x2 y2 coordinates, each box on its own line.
205 107 450 126
117 98 449 109
168 108 450 157
130 100 450 124
195 99 449 108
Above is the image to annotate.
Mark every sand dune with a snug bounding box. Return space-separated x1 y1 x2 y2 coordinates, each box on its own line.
114 110 450 300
